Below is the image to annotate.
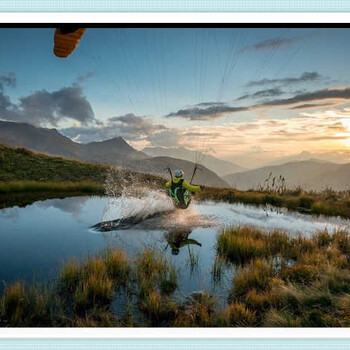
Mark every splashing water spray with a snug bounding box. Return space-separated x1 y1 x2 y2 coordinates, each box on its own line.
94 166 213 232
99 167 175 229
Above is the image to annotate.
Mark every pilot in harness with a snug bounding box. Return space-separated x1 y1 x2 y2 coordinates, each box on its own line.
165 169 201 209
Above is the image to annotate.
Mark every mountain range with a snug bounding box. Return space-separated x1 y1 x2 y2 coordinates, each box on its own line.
0 121 228 188
1 120 348 191
223 159 350 191
142 146 246 176
265 151 350 167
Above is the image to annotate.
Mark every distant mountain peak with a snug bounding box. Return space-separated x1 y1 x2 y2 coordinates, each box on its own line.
224 158 349 191
299 150 312 156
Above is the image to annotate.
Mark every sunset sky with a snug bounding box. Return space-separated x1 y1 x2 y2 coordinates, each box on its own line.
0 27 349 167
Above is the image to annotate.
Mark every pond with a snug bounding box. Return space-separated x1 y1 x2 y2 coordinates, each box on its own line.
1 193 349 302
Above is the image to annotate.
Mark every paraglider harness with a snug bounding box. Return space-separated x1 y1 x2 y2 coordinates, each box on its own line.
165 165 199 209
169 178 192 209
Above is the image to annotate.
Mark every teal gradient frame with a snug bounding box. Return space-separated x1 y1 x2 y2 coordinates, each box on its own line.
0 338 350 349
0 0 349 12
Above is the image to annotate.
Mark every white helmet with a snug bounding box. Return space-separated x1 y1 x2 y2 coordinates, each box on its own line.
174 169 184 178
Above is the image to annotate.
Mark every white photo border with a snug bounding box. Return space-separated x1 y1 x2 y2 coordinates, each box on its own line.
0 12 349 338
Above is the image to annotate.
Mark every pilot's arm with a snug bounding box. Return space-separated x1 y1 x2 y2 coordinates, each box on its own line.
165 181 172 188
182 180 200 193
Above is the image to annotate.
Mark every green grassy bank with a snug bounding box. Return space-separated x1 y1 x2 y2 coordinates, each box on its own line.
0 144 163 208
199 187 350 219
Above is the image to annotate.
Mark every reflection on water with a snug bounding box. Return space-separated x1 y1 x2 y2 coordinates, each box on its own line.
0 196 349 299
164 228 202 256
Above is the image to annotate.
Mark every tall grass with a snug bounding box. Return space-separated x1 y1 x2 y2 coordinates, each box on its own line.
217 226 290 265
0 180 104 194
174 292 216 327
199 187 350 219
220 225 350 327
0 281 53 326
57 249 132 319
187 247 200 273
212 255 226 283
219 302 256 327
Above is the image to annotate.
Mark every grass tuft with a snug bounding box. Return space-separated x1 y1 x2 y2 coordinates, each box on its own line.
219 302 256 327
230 259 275 301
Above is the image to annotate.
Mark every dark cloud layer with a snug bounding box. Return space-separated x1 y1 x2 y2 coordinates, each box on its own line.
237 88 284 101
240 36 303 53
166 87 350 121
0 83 95 126
257 87 350 108
246 72 322 87
193 102 226 107
166 105 249 120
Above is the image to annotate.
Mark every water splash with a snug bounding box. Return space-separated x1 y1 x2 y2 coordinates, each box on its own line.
101 167 174 224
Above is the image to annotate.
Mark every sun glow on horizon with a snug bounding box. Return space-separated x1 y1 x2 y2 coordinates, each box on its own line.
339 117 350 147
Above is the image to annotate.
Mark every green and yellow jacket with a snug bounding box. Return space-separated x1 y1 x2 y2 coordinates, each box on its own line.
165 177 200 208
165 177 201 192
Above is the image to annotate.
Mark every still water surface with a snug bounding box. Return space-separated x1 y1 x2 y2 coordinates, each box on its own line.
1 195 349 298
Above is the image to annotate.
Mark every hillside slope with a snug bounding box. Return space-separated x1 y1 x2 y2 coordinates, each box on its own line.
0 121 227 187
0 121 148 164
0 143 108 183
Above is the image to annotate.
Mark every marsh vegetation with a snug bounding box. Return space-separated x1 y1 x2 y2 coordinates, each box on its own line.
1 226 350 327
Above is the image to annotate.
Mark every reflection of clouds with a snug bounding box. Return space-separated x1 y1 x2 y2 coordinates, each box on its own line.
0 207 20 223
36 197 89 219
196 201 350 237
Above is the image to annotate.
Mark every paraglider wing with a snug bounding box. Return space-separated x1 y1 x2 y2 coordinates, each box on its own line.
53 27 86 58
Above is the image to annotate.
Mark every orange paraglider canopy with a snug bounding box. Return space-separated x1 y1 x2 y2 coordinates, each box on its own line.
53 27 86 58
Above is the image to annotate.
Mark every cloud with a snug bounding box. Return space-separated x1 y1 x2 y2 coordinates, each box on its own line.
61 113 167 144
147 130 181 147
240 36 303 53
0 73 16 91
193 102 226 107
0 84 95 126
237 88 284 101
166 104 249 120
289 103 335 110
108 113 166 138
166 87 350 121
61 107 350 168
246 72 322 87
171 108 350 167
183 131 220 138
75 71 94 84
257 87 350 108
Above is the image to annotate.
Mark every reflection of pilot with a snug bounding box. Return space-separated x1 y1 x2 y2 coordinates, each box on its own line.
164 228 202 255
